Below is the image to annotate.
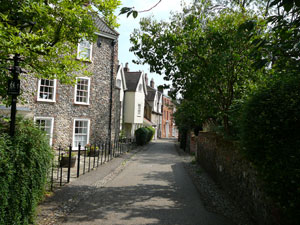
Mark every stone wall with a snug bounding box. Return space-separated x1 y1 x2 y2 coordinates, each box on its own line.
196 132 275 225
20 36 118 148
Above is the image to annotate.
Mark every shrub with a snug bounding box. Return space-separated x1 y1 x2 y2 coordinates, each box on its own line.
0 119 53 225
240 76 300 224
145 126 155 142
135 127 155 145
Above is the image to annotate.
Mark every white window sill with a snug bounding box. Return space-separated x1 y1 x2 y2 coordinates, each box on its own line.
37 99 56 103
74 102 90 106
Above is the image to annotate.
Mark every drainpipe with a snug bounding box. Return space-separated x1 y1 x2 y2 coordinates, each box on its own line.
108 39 117 153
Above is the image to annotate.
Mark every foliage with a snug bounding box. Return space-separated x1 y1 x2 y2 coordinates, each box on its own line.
0 0 120 103
134 127 154 146
0 118 53 225
130 1 265 133
240 76 300 224
145 126 155 142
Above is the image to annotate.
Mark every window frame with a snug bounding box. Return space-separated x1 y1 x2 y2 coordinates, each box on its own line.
37 79 57 102
137 103 141 117
77 39 93 61
72 118 90 150
34 116 54 146
74 77 91 105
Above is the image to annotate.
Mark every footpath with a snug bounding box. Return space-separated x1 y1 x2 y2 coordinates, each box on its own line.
36 143 151 225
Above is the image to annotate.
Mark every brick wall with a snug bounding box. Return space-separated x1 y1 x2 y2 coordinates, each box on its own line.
196 132 278 225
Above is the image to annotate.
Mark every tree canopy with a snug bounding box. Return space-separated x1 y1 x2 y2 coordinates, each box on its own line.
130 0 266 132
0 0 121 102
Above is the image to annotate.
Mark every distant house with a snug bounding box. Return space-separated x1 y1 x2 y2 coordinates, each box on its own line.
161 94 177 138
18 16 119 148
115 64 127 137
144 75 163 139
123 63 147 137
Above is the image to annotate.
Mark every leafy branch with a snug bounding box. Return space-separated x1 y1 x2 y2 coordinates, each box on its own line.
119 0 162 18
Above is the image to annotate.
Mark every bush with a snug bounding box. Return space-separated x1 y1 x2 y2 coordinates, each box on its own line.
0 119 53 225
135 126 155 146
145 126 155 142
240 76 300 224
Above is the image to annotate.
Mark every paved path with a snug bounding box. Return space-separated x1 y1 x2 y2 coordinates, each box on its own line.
60 139 233 225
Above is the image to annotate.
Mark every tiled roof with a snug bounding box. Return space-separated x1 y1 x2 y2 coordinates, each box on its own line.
146 86 156 101
93 15 119 37
124 71 142 91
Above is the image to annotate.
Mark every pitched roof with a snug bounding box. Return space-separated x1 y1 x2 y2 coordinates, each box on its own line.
124 71 142 91
146 86 156 101
93 15 119 38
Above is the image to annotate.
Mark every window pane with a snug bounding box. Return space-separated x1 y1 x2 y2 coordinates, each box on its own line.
38 79 55 101
75 78 89 103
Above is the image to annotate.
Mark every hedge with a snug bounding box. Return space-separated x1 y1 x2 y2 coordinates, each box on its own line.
0 119 53 225
240 76 300 224
135 126 155 146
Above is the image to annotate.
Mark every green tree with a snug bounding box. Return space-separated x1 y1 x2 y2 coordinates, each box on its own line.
0 0 121 102
130 0 265 133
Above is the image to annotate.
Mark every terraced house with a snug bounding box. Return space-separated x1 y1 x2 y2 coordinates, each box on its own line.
19 16 119 148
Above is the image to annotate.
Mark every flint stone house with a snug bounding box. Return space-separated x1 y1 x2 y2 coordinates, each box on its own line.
123 63 147 137
144 75 162 140
20 16 119 149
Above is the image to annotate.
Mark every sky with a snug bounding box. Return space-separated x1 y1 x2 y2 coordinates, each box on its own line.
116 0 192 92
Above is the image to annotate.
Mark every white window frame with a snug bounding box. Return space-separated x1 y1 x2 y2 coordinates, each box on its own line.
73 118 90 150
34 117 54 146
74 77 90 105
77 39 92 61
137 104 141 117
37 79 56 102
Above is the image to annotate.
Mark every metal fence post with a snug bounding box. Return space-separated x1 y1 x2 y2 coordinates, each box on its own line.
51 161 54 191
60 153 63 186
67 144 72 183
77 143 81 178
83 146 86 175
97 142 100 167
101 141 104 165
93 143 96 168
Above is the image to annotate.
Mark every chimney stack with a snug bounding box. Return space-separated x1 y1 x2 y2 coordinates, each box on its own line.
124 62 129 72
150 78 155 88
145 73 148 85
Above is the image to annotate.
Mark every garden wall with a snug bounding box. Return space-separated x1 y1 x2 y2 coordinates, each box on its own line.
195 132 278 225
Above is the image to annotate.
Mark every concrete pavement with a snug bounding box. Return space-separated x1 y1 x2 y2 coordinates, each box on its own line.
58 139 234 225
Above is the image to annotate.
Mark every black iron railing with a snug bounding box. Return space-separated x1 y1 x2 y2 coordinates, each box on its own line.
47 138 135 191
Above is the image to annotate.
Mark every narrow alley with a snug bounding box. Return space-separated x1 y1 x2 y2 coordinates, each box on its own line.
57 139 233 225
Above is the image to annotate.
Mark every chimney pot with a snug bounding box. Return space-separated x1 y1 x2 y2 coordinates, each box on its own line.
150 78 154 88
145 73 148 85
124 62 129 72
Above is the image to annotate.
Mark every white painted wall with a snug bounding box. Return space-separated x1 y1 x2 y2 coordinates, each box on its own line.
133 91 145 124
124 92 135 123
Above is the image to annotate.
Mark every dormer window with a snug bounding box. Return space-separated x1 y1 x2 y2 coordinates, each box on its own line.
77 39 92 61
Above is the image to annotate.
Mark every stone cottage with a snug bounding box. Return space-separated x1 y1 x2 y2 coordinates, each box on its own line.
20 16 119 149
